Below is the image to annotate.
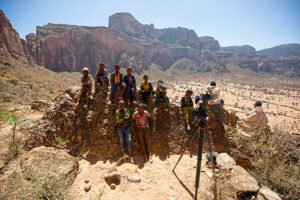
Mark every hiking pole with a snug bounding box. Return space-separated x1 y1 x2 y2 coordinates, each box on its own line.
172 119 201 172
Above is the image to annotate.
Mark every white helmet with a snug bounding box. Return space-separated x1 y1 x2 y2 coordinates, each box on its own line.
82 67 89 72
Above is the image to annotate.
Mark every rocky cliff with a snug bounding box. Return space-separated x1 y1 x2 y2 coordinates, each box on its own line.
0 10 31 63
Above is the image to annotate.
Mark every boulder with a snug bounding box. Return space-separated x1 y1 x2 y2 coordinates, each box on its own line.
20 146 79 181
257 186 281 200
127 173 141 183
31 99 54 111
216 153 236 170
230 165 259 194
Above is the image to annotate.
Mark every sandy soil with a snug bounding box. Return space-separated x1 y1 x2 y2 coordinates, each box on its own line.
71 154 214 200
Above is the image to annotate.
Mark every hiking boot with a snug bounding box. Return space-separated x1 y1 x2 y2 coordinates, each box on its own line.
148 157 153 163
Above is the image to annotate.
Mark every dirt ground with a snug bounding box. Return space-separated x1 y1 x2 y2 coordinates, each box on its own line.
165 75 300 133
70 154 214 200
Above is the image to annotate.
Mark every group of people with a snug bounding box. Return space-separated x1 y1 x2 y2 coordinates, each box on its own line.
76 63 269 163
77 63 169 107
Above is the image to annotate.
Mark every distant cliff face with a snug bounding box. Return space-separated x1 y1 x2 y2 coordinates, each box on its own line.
108 13 220 51
221 45 256 56
257 44 300 58
0 10 31 62
1 9 297 77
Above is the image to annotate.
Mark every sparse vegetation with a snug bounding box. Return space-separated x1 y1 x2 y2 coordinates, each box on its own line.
229 129 300 199
0 163 77 200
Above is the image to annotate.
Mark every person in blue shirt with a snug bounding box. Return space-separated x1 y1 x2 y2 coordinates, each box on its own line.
123 67 136 105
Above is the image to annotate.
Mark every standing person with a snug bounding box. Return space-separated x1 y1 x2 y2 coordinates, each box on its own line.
75 67 92 109
94 63 109 95
141 75 153 105
132 104 152 163
207 81 227 130
115 100 134 163
180 89 194 131
109 64 123 104
123 67 136 105
155 80 169 106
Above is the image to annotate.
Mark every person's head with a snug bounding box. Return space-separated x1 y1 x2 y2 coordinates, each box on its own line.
254 101 262 108
210 81 216 87
82 67 89 76
186 89 193 97
138 103 144 113
158 80 163 87
127 67 132 75
162 86 167 91
98 63 105 71
143 75 148 82
114 64 120 72
119 100 125 109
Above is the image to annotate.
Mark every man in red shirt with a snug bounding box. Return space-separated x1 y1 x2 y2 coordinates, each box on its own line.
132 104 152 163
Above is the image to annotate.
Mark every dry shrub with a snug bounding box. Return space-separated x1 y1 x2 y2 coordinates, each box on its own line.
229 129 300 199
0 163 77 200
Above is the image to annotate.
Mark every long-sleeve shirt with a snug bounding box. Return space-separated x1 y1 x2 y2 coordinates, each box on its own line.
110 72 123 91
116 108 130 128
81 74 92 88
124 74 136 89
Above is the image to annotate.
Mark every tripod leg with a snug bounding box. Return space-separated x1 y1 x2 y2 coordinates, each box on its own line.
206 130 216 172
194 128 205 200
172 121 201 172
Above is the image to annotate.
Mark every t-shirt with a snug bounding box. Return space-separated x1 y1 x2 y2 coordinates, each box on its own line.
132 111 150 128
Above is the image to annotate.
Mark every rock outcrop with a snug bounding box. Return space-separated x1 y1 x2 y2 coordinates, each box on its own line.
0 10 31 62
25 86 233 159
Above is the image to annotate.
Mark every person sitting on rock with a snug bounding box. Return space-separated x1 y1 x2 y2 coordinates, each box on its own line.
237 101 268 137
180 89 194 131
123 67 136 105
94 63 109 95
132 104 152 163
75 67 92 109
140 75 153 105
115 100 134 163
109 64 123 104
155 80 169 106
207 81 227 130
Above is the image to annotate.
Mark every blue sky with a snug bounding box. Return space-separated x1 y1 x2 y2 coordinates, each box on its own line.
0 0 299 50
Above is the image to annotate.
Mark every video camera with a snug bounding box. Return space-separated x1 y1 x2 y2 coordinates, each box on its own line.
194 93 211 128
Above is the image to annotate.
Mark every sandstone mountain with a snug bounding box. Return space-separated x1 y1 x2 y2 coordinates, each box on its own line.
257 43 300 58
221 45 256 56
0 10 32 63
0 10 299 77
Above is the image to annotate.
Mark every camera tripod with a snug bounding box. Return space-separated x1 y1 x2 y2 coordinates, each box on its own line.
172 115 216 200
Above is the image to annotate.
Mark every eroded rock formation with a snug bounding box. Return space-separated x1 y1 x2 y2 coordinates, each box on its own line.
0 10 31 62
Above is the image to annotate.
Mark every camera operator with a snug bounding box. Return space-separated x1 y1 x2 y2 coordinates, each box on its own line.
207 81 227 130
